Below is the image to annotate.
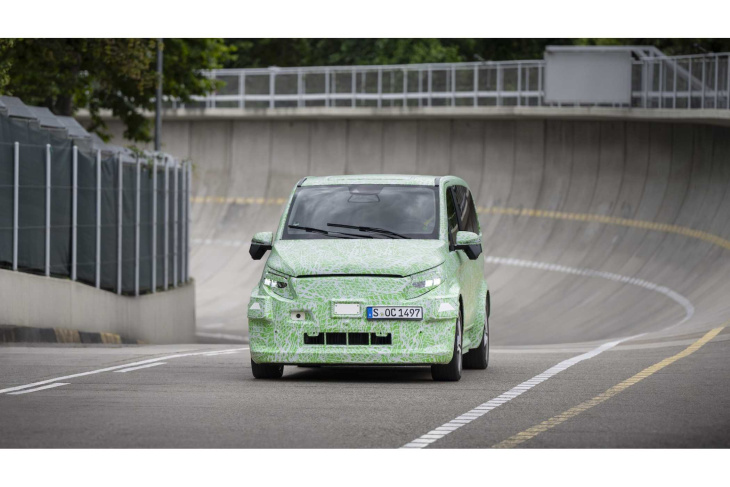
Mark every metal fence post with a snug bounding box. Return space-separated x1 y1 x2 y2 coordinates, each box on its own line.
659 60 664 109
71 146 78 281
714 54 719 108
538 63 543 106
325 68 330 107
173 159 179 288
642 61 648 108
352 68 357 108
241 73 246 109
12 142 19 271
180 161 186 284
270 71 276 109
403 69 408 107
117 153 123 295
151 157 157 293
451 65 456 107
186 161 191 282
298 69 304 108
45 144 51 277
701 57 706 109
95 150 101 288
377 68 382 108
473 66 478 107
673 61 678 109
497 65 502 106
238 73 245 109
164 157 169 290
427 66 432 107
134 156 141 296
418 69 423 108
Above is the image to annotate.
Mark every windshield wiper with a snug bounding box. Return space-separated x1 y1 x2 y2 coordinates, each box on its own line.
287 224 369 239
326 223 411 239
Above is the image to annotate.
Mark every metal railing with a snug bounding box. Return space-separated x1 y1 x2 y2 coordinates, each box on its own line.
170 60 545 109
169 53 730 111
634 53 730 109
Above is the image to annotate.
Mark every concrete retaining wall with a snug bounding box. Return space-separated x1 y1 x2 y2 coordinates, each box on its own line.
97 111 730 345
0 269 196 344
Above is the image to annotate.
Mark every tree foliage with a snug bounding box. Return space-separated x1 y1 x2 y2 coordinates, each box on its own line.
0 39 233 142
224 38 730 69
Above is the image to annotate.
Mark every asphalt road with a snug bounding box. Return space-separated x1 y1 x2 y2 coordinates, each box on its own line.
1 331 729 448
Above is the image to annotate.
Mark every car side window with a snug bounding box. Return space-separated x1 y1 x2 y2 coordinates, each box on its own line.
452 185 480 234
464 190 480 235
446 187 459 245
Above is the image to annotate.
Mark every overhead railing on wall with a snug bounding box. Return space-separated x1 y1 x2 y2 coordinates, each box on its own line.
0 96 191 297
166 48 730 111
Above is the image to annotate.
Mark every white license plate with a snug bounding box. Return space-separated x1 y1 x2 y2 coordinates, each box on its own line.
367 306 423 320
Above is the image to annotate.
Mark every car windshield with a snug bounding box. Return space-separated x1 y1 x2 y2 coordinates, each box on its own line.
282 184 439 240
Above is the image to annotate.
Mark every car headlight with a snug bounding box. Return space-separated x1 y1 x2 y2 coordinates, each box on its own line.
261 268 295 299
406 266 445 299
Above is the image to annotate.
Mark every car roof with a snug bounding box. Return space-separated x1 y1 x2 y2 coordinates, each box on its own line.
299 174 465 187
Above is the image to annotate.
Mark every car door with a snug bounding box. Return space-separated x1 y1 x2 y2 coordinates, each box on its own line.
450 185 482 332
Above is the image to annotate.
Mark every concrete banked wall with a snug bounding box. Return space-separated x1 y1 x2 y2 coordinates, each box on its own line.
108 117 730 346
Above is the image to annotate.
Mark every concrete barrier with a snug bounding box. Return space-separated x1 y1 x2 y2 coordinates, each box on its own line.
0 269 195 344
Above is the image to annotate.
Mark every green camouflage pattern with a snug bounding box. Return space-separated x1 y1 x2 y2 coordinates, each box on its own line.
249 175 488 365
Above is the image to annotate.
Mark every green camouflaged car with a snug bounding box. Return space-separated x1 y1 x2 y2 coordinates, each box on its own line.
247 175 490 381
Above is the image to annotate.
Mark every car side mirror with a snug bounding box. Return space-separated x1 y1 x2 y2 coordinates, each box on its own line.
454 231 482 260
249 231 273 260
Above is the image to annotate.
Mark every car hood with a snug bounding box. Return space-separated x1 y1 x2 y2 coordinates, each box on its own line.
267 239 448 277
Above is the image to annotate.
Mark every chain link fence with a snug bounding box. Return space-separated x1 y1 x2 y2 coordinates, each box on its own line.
0 97 190 296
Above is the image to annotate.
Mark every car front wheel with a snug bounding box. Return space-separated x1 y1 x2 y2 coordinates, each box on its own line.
250 359 284 379
463 311 489 370
431 310 463 381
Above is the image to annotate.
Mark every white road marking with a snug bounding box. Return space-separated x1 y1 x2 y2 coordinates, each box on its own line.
8 383 69 395
402 337 629 448
0 347 249 395
115 362 167 373
485 256 694 324
202 350 243 356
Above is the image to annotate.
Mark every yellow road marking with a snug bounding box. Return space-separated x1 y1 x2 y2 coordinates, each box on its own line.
189 197 730 252
478 206 730 251
492 325 726 448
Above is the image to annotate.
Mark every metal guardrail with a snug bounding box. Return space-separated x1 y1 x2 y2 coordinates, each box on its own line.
169 53 730 111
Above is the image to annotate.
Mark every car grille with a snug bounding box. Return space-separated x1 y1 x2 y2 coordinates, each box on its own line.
303 332 392 346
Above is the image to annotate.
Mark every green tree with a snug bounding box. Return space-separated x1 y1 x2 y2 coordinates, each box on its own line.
0 39 13 92
0 39 233 142
223 38 729 70
575 38 730 55
225 38 465 68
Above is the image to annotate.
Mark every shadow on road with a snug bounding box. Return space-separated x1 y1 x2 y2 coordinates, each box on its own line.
280 365 435 383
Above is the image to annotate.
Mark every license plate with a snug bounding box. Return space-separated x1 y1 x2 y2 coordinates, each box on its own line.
367 306 423 320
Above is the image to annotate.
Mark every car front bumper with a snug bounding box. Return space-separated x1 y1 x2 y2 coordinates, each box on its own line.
248 285 460 365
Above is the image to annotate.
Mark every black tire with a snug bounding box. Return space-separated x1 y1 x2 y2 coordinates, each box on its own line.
251 359 284 379
431 309 463 382
463 311 489 370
